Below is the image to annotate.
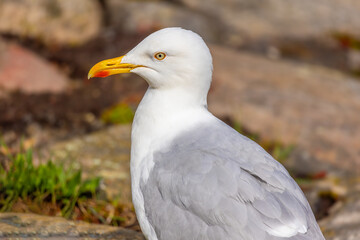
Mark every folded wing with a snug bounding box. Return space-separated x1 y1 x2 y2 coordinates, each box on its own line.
140 120 325 240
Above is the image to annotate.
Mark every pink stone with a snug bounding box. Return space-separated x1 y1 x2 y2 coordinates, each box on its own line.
0 40 68 94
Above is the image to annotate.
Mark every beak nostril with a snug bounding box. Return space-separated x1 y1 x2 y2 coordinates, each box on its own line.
106 63 115 66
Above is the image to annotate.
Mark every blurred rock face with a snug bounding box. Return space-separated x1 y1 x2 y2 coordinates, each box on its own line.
176 0 360 43
1 0 359 48
107 0 222 43
0 0 101 46
104 0 360 47
0 39 68 94
0 212 145 239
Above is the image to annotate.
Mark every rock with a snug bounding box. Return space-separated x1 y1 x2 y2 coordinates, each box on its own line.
46 124 133 205
0 39 68 94
208 44 360 173
176 0 360 44
0 0 101 47
347 50 360 72
0 212 145 239
107 0 222 43
300 175 348 220
320 180 360 239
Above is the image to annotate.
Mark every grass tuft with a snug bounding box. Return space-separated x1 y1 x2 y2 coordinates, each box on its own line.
0 143 139 230
101 103 134 125
0 146 100 218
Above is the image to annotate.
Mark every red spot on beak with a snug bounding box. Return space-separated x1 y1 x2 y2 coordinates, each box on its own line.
94 70 110 78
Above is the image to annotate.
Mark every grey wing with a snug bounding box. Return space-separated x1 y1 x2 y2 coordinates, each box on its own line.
141 121 325 240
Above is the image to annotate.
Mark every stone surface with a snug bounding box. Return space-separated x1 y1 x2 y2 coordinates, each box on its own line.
0 0 101 46
0 212 145 239
320 179 360 240
177 0 360 43
46 124 133 205
208 44 360 173
107 0 222 43
0 39 68 94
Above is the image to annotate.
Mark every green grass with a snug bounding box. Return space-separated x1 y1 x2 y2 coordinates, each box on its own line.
0 144 138 229
101 103 134 125
0 147 100 218
294 177 314 185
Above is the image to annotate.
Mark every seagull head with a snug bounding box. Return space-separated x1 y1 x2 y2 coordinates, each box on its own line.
88 28 213 99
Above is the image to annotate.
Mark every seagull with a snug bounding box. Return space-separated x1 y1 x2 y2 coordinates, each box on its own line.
88 28 325 240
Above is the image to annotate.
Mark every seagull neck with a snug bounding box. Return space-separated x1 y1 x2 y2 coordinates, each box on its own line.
130 86 211 168
142 86 207 111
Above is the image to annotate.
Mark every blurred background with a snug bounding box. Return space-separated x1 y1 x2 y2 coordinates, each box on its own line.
0 0 359 239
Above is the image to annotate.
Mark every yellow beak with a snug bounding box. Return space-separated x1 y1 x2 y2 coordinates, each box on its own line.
88 56 142 79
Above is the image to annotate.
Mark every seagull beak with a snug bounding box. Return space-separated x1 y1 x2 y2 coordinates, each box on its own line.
88 56 142 79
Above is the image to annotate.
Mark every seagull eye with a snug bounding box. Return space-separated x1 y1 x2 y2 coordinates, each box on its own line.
154 52 166 60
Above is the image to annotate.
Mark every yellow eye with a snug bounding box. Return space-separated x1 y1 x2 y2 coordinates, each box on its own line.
154 52 166 60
